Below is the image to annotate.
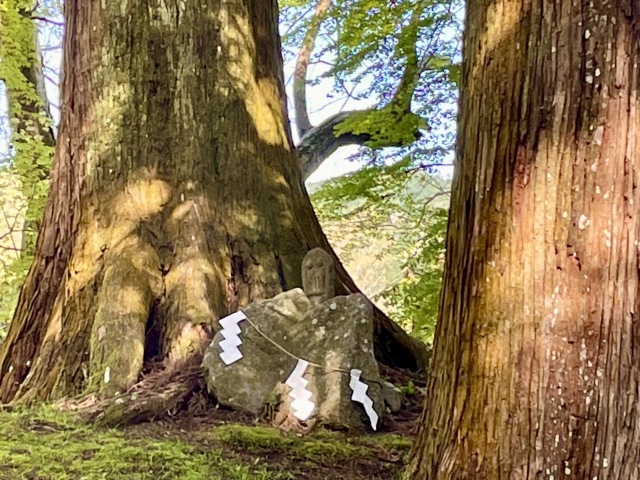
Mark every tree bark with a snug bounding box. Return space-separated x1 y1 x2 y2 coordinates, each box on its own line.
407 0 640 478
292 0 331 139
0 0 426 405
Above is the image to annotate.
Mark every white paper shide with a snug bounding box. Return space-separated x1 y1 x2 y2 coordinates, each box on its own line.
349 369 378 430
218 311 247 365
285 359 315 421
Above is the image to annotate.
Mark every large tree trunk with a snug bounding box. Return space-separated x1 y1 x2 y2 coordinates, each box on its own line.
407 0 640 478
0 0 426 405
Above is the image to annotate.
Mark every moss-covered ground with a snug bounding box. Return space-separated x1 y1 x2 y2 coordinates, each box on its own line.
0 406 412 479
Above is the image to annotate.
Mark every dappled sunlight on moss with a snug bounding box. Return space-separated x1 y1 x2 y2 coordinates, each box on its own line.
0 408 289 479
211 423 412 461
0 407 411 479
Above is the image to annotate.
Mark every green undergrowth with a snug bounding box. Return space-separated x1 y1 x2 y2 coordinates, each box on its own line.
0 406 412 480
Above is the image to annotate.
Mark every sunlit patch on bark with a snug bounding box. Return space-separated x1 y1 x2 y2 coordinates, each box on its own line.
67 174 171 294
473 2 526 78
218 5 289 147
164 257 217 326
167 321 208 364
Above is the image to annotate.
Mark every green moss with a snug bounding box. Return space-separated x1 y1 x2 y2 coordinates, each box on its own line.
358 433 413 451
398 379 415 395
211 424 412 460
0 406 412 479
0 408 289 479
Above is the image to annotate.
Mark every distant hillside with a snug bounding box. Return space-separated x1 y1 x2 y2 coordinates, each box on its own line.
308 169 451 343
0 167 26 277
0 166 27 336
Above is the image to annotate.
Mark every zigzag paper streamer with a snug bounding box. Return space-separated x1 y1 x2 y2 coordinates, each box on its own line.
349 369 378 430
285 359 315 421
218 311 247 365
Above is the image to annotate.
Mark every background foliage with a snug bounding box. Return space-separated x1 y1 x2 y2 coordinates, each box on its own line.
0 0 62 338
0 166 27 340
280 0 461 158
282 0 461 344
310 162 450 345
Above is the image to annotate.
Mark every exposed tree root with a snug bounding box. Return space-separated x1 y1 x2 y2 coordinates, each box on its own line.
52 352 429 430
55 355 204 428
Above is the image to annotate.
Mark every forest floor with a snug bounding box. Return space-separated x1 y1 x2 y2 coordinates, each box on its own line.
0 367 424 480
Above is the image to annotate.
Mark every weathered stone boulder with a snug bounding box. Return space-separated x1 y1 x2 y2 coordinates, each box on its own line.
202 292 384 429
299 293 383 428
202 248 385 430
381 381 404 413
202 289 310 414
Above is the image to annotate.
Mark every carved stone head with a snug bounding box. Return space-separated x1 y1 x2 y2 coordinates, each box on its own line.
302 248 335 305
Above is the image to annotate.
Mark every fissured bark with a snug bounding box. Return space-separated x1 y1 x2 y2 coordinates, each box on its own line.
406 0 640 478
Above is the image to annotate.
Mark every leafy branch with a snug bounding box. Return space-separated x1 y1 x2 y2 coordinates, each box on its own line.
282 0 461 179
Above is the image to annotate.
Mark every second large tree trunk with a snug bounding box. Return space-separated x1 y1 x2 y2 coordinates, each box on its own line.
406 0 640 478
0 0 425 405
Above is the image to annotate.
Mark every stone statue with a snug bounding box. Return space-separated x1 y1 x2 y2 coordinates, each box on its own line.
301 248 335 305
202 248 385 431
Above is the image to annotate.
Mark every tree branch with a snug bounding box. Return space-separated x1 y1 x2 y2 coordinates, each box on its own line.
297 110 370 179
387 5 424 112
297 107 423 180
296 2 431 181
31 16 64 27
293 0 332 138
